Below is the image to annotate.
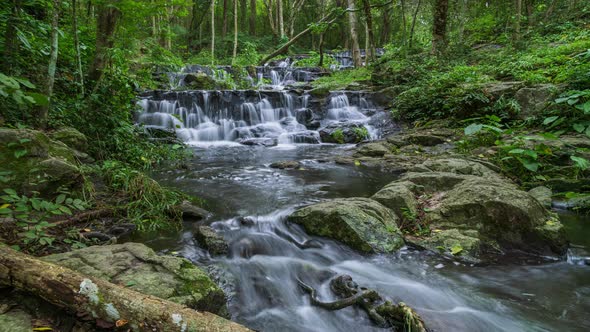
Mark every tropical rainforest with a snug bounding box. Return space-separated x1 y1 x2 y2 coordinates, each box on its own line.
0 0 589 331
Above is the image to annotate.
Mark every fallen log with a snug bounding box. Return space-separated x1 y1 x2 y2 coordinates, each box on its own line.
0 245 251 332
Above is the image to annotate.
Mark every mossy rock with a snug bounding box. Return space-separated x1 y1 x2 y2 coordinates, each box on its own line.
49 127 88 153
288 198 404 253
42 242 228 316
377 168 568 262
0 310 32 332
184 72 216 90
0 128 82 196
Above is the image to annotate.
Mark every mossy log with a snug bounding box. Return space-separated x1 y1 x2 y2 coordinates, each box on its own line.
0 245 250 332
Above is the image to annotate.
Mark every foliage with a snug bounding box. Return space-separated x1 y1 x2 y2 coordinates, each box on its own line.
0 188 87 250
100 161 184 232
353 127 369 141
331 129 344 144
294 52 337 69
312 68 371 91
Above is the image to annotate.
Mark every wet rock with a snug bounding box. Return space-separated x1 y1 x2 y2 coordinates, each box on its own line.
319 123 367 144
239 137 278 147
0 128 83 196
49 127 88 153
42 242 228 316
288 198 404 253
179 200 211 222
355 142 391 157
528 186 553 208
295 108 314 125
270 160 302 169
183 72 216 90
284 131 321 144
194 226 229 256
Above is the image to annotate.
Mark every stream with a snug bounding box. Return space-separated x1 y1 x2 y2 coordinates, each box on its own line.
135 62 590 331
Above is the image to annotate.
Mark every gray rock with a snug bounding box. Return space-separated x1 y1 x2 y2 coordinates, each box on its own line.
179 200 211 222
49 127 88 153
514 84 559 119
42 243 227 315
288 198 404 253
270 160 302 169
528 186 553 208
194 226 229 256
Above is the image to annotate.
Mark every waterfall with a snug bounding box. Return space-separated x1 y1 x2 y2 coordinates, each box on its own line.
137 90 383 145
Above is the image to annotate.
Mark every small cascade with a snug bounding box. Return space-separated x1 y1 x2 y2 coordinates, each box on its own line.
137 89 387 145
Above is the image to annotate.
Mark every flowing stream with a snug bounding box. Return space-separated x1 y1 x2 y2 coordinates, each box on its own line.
136 64 590 332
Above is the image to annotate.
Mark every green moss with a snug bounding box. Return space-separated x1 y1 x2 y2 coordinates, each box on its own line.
331 129 345 144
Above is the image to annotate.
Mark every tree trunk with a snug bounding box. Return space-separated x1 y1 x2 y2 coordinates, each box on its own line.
89 2 121 84
188 0 211 50
409 0 421 49
211 0 215 64
263 0 278 37
40 0 60 129
233 0 238 60
239 0 247 29
0 246 250 332
380 2 391 45
249 0 256 35
513 0 522 44
347 0 362 67
400 0 408 51
72 0 84 96
431 0 449 55
361 0 376 63
2 0 20 73
278 0 284 38
222 0 228 37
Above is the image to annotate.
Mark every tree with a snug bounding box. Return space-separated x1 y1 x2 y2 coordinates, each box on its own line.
72 0 84 96
233 0 238 60
249 0 256 35
431 0 449 55
361 0 376 63
211 0 215 64
347 0 362 67
278 0 284 38
2 0 21 73
513 0 523 45
40 0 60 129
89 1 122 84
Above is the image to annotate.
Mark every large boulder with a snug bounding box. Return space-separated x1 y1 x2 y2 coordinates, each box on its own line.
319 123 368 144
0 128 83 196
287 198 404 253
42 243 227 316
49 127 88 153
375 170 568 263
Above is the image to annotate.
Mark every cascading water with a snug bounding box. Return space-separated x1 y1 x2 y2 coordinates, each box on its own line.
137 89 381 146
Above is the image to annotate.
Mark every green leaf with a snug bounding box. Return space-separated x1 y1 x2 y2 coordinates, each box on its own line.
3 189 17 196
0 208 12 214
571 156 590 170
450 244 463 255
543 116 559 125
58 206 72 215
520 159 540 172
509 149 525 154
464 123 483 135
28 93 49 106
573 123 586 133
55 194 66 204
14 149 28 158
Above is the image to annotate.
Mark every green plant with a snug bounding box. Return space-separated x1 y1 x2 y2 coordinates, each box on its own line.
100 161 185 231
331 129 345 144
353 127 369 142
0 189 87 249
